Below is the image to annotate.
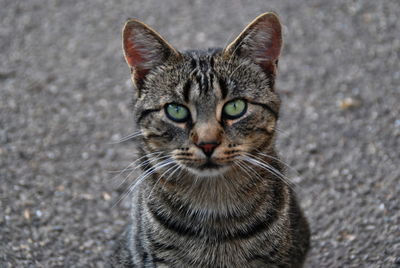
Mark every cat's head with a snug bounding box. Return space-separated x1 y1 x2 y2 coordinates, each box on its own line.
122 13 282 178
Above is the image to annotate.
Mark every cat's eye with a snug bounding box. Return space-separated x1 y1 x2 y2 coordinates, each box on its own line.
165 103 190 122
222 99 247 119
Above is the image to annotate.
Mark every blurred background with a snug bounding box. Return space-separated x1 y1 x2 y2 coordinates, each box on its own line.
1 0 399 267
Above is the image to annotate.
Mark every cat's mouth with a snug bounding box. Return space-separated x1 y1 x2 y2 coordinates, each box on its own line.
185 159 230 177
198 160 221 170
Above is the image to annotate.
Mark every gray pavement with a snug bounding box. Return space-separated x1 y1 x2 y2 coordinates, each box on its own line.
1 0 399 267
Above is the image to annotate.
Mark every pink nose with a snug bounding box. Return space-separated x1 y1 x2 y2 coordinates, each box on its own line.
196 142 220 157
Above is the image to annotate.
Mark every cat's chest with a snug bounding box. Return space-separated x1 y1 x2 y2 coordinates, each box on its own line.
152 243 268 268
147 229 279 268
140 185 283 267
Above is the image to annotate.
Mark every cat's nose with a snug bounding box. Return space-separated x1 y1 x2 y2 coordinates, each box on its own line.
196 141 220 157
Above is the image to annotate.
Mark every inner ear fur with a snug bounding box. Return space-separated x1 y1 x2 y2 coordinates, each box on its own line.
224 12 282 74
122 19 180 87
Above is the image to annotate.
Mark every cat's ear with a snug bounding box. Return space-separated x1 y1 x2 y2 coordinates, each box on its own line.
122 19 179 87
224 12 282 74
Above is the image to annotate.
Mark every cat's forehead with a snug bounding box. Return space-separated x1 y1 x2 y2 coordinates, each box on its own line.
182 49 222 102
139 47 277 112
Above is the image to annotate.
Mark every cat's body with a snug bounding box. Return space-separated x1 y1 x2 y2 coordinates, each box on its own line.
111 13 310 268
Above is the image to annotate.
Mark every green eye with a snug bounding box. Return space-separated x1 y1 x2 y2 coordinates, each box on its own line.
165 103 190 122
223 99 247 119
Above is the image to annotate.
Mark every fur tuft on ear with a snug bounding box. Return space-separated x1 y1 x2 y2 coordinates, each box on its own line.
224 12 282 74
122 19 179 88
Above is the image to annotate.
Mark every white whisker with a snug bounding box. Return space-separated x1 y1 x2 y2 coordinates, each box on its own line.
108 130 143 144
147 163 179 198
112 158 174 208
273 127 293 140
255 151 299 176
234 160 256 179
111 151 164 188
241 154 296 190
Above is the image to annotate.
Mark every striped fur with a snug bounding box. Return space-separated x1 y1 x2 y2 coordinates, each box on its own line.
112 13 310 267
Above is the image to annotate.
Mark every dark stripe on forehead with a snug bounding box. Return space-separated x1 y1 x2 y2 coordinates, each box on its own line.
195 73 206 94
209 55 215 68
218 78 228 99
182 79 191 103
189 53 217 96
190 57 197 69
197 59 211 94
209 72 215 94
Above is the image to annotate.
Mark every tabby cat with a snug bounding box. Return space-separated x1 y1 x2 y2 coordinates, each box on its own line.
111 12 310 268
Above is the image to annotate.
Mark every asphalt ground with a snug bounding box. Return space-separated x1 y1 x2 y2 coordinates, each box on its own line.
1 0 399 267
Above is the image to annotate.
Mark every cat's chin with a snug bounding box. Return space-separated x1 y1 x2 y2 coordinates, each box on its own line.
186 165 230 178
